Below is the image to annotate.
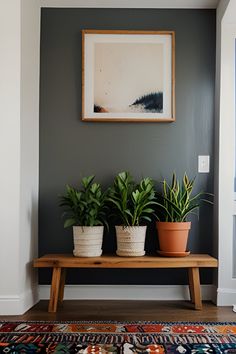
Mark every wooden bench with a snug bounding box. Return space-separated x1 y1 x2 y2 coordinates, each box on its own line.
33 254 218 313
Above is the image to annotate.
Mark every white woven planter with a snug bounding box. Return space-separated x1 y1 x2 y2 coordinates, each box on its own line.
73 226 104 257
115 226 147 257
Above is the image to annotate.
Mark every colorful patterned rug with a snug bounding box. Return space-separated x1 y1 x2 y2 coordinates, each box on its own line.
1 321 236 353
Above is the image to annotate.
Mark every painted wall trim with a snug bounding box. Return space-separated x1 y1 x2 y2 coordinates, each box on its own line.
40 0 219 9
0 286 39 316
39 284 215 301
217 287 236 306
217 16 236 305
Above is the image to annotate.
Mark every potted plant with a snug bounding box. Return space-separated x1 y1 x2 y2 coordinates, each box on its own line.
156 172 212 256
59 175 108 257
108 171 156 256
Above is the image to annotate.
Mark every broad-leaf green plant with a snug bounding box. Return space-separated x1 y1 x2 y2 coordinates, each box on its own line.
59 175 108 228
156 172 212 222
108 171 156 226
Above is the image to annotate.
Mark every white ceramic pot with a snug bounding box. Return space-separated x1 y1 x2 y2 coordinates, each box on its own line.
115 225 147 257
73 226 104 257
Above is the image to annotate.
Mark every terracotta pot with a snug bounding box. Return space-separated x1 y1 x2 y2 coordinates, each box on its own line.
156 221 191 253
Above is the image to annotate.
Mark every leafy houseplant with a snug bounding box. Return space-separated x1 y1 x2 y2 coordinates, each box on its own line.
59 175 108 257
156 172 212 255
108 171 156 256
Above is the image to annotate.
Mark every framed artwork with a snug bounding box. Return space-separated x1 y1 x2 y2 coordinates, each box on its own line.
82 30 175 122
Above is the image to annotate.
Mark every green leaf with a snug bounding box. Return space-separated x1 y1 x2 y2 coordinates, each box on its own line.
64 218 76 228
142 208 154 214
59 175 108 228
141 215 152 222
156 173 213 222
108 171 156 226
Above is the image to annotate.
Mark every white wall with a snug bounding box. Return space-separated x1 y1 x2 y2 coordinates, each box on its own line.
0 0 21 310
0 0 40 315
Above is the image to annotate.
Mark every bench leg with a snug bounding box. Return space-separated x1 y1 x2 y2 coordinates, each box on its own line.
188 268 195 303
58 268 66 306
48 267 61 313
188 267 202 310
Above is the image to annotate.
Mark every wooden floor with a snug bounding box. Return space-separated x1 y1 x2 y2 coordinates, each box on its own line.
1 300 236 322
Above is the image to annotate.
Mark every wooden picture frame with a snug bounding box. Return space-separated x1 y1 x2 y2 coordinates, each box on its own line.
82 30 175 122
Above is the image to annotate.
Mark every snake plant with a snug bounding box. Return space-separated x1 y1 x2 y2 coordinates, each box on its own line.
156 172 212 222
59 175 108 228
108 171 156 226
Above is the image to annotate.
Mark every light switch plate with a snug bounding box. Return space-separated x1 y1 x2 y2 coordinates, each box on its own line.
198 155 210 173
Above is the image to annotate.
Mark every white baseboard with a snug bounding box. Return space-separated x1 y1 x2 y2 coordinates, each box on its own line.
0 286 39 315
217 287 236 306
39 284 215 301
0 285 216 315
39 0 218 9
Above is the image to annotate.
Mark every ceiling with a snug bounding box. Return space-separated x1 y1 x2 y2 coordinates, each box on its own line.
40 0 221 9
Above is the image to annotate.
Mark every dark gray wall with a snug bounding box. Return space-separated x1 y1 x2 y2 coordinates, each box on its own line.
39 8 216 285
